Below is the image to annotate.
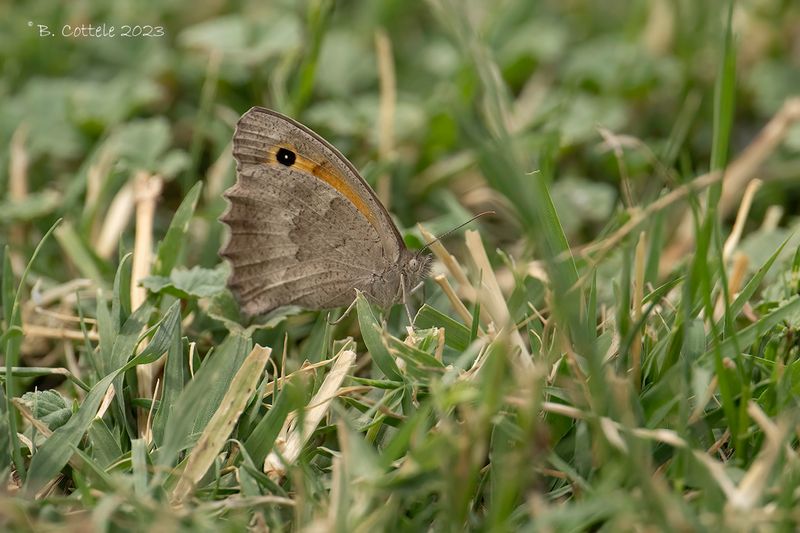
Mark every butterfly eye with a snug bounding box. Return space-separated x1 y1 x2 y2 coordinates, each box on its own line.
276 147 296 166
409 258 418 271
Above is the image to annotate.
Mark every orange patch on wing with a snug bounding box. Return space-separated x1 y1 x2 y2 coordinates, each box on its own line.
269 146 378 227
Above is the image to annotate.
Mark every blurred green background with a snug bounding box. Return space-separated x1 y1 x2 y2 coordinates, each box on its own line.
2 0 798 277
3 1 800 529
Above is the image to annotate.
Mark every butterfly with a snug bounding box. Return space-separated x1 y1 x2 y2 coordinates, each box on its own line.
220 107 432 318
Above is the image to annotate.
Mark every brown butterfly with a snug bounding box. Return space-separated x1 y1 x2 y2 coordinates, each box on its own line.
220 107 432 318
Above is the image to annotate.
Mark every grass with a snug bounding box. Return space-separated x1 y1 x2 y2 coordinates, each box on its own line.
2 0 800 530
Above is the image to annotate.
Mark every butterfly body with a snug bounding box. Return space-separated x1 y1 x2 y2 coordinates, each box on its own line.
220 107 430 317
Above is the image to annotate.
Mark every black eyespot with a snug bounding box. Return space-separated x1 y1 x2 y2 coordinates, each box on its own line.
276 147 296 166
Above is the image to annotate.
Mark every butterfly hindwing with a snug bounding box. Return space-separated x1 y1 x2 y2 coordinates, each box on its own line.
221 107 403 316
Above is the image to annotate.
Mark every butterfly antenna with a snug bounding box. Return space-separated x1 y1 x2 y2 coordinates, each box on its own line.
417 211 495 254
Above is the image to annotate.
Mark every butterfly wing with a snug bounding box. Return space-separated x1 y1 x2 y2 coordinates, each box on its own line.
221 107 404 316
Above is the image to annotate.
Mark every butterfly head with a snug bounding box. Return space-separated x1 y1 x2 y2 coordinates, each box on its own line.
403 251 433 288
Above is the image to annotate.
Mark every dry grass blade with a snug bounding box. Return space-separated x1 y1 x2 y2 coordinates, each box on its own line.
464 229 533 370
433 274 475 326
28 278 94 310
202 495 296 510
726 401 787 511
713 252 749 322
691 402 787 516
22 324 99 342
132 171 164 438
722 179 762 262
9 123 30 274
172 344 272 503
719 98 800 217
375 27 396 209
95 384 116 421
95 183 135 260
131 171 163 309
418 223 473 298
13 398 53 438
264 349 357 481
574 170 722 264
664 97 800 271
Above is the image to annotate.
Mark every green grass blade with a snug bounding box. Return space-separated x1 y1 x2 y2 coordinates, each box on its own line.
3 219 62 481
385 334 445 381
356 291 402 381
2 248 25 479
53 221 107 285
0 367 89 392
131 438 149 496
289 0 333 115
172 345 271 502
108 302 154 440
2 246 13 327
151 324 186 445
414 304 470 351
24 302 179 493
88 418 123 470
704 295 800 363
155 332 251 473
111 251 132 328
243 374 306 468
301 313 332 363
709 0 737 182
153 181 202 277
69 446 116 490
723 237 789 325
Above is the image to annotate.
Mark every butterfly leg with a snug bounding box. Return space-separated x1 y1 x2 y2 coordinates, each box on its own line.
400 273 415 326
410 278 427 301
327 296 358 325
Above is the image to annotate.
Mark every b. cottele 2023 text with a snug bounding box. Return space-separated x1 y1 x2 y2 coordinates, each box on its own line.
34 24 165 38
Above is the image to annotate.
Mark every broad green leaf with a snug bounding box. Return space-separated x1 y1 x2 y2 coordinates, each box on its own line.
206 289 244 331
141 265 228 299
0 190 61 223
20 390 71 431
108 118 172 173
